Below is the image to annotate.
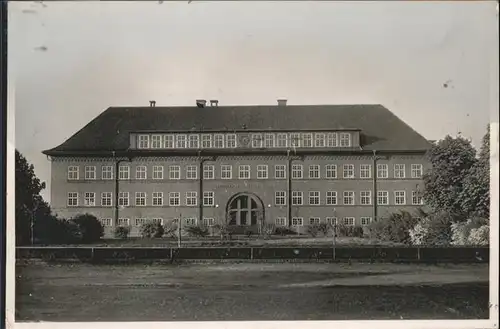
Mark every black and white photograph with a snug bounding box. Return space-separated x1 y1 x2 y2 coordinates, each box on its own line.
4 1 499 328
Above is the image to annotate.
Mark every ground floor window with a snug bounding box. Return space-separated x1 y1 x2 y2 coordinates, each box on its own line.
292 217 303 226
100 218 112 227
275 217 287 226
343 217 355 226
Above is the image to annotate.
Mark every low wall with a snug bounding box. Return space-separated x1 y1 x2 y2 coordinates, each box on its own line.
16 246 490 263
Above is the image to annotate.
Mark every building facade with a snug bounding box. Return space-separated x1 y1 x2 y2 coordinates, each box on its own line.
43 100 431 237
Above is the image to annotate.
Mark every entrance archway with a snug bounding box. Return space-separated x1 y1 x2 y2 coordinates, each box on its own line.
226 193 264 226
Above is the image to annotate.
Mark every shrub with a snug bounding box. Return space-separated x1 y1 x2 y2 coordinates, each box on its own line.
36 216 82 245
71 213 104 243
451 217 489 245
140 222 157 238
468 225 489 246
317 223 330 236
307 225 320 237
262 224 275 238
185 225 209 238
335 224 364 238
163 222 178 238
366 211 419 244
409 211 453 246
153 221 165 238
244 229 253 238
213 223 231 240
114 226 130 239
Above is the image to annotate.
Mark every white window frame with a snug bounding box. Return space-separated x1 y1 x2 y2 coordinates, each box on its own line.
188 134 200 149
263 133 275 148
152 192 164 206
394 190 406 205
394 164 406 179
377 164 388 178
203 191 215 206
201 134 212 148
152 165 164 180
163 134 175 148
314 133 326 147
135 218 147 226
176 134 187 148
68 166 79 180
290 133 301 147
169 165 181 180
325 164 337 179
412 191 424 205
226 134 237 148
138 135 150 149
377 191 389 205
292 164 303 179
221 165 232 179
186 191 198 206
185 217 197 226
135 192 147 206
101 192 112 207
84 166 96 180
360 191 372 205
326 191 337 205
327 133 338 147
343 164 355 179
292 217 303 226
343 217 355 226
360 164 371 179
118 192 129 207
152 218 163 226
326 217 337 226
203 165 215 180
202 217 215 227
275 191 286 206
309 191 320 205
302 133 313 147
275 164 286 179
186 165 198 180
275 217 287 226
277 133 288 148
411 164 423 178
238 165 251 179
67 192 78 207
257 165 268 179
343 191 355 205
309 217 320 225
100 218 112 227
118 165 130 180
292 191 303 205
101 165 113 180
84 192 96 207
339 133 351 147
360 217 372 226
118 218 130 227
136 166 147 180
151 134 162 149
251 133 263 148
309 165 320 179
214 134 225 148
169 192 180 206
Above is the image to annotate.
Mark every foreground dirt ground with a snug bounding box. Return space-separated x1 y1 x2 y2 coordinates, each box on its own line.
15 262 489 321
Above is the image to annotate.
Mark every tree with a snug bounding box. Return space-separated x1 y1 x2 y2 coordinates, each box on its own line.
459 125 490 218
422 135 477 219
15 150 47 245
72 213 104 243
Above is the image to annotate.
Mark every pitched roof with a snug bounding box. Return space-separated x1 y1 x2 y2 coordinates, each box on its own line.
42 104 431 156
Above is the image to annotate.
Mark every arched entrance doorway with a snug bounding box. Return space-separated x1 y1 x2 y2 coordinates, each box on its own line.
226 193 264 226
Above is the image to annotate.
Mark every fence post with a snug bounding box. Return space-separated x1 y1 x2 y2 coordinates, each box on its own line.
250 247 253 260
417 247 421 261
91 247 95 261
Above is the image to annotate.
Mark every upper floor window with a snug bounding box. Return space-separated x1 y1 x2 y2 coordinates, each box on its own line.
377 164 388 178
257 165 268 179
394 191 406 205
309 165 320 179
360 164 371 179
343 164 355 179
239 165 251 179
275 191 286 206
163 135 174 148
309 191 320 205
314 133 326 147
394 164 406 178
292 217 304 226
204 165 215 180
118 192 129 207
290 133 301 147
377 191 389 205
325 164 337 179
277 133 288 148
327 133 338 147
302 133 313 147
186 165 198 180
151 134 162 148
360 191 372 205
102 165 113 180
152 192 163 206
188 134 199 149
292 191 303 205
138 135 150 149
67 192 78 207
84 166 96 180
118 165 130 180
275 164 286 179
343 191 355 205
152 165 163 180
201 134 212 148
214 134 224 148
226 134 237 148
412 191 424 205
68 166 79 180
186 191 198 206
326 191 337 205
292 164 303 179
251 134 263 148
135 192 147 206
339 133 351 147
221 165 232 179
203 191 215 206
176 134 187 148
136 166 147 180
101 192 112 207
169 192 180 206
411 164 423 178
84 192 96 207
264 133 275 148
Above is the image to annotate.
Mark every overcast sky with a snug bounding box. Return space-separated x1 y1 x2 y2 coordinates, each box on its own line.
9 1 498 202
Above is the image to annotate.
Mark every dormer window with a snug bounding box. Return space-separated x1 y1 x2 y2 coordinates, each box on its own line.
251 134 263 148
290 133 301 147
163 135 174 148
340 133 351 147
176 134 187 148
302 133 313 147
226 134 237 148
214 134 225 148
277 133 288 148
314 133 325 147
151 135 162 149
138 135 150 149
264 133 275 148
188 134 199 149
327 133 338 147
201 134 212 148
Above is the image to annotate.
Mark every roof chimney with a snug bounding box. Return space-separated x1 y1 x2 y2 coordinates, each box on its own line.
210 100 219 107
149 100 156 107
196 99 207 108
277 99 287 106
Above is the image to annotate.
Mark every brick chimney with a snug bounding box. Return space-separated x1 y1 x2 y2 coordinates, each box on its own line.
277 99 287 106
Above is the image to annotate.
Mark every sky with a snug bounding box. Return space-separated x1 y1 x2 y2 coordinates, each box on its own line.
8 1 498 202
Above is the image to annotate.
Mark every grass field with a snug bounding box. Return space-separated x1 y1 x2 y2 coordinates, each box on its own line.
15 262 489 321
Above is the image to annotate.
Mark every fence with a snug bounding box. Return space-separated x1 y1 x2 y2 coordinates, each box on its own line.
16 246 489 263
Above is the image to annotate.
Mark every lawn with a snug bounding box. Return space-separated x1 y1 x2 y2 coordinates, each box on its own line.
15 262 489 321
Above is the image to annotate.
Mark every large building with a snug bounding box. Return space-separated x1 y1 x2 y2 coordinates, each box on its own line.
43 100 431 237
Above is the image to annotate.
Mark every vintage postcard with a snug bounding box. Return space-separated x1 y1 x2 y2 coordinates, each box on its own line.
4 1 499 329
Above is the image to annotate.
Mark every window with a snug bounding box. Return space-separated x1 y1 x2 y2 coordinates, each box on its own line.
138 135 150 149
101 192 112 207
275 191 286 205
275 165 286 179
308 165 320 179
203 165 215 179
226 134 237 148
67 192 78 206
251 133 262 148
136 166 147 180
411 164 423 178
169 192 180 206
314 133 326 147
135 218 147 226
84 166 96 180
101 218 112 227
84 192 96 207
360 164 371 179
275 217 287 226
343 191 355 205
292 217 303 226
118 165 130 180
135 192 147 206
395 191 406 205
221 165 232 179
377 191 389 205
68 166 79 180
290 133 301 147
186 165 198 179
101 165 113 180
214 134 224 148
302 133 313 147
238 165 250 179
152 218 163 225
394 164 406 178
186 191 197 206
326 217 337 226
360 191 372 205
257 165 268 179
343 164 355 178
188 134 199 149
152 166 164 180
309 191 320 205
327 133 338 147
292 191 303 205
203 191 215 206
377 164 388 178
339 133 351 147
118 218 130 227
201 134 212 148
292 164 303 179
412 191 423 205
152 192 163 206
176 134 187 148
326 191 337 205
202 217 215 226
118 192 129 207
185 218 197 226
360 217 372 226
325 164 337 179
343 217 355 226
151 134 162 148
277 133 288 147
163 134 174 148
309 217 320 225
264 133 275 148
169 166 181 180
